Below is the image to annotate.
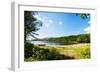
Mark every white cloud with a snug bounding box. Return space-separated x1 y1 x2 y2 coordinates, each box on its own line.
87 15 90 18
34 16 54 28
43 19 54 28
59 21 62 25
34 15 52 28
44 23 50 28
33 15 54 29
34 15 38 18
84 20 91 33
88 21 91 24
84 26 90 33
49 19 53 24
34 15 42 21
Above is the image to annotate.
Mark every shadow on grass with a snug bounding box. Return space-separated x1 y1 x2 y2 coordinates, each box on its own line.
56 54 75 60
25 46 75 61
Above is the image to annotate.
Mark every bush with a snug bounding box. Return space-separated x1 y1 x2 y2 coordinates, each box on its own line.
80 47 90 59
25 46 75 61
77 34 90 43
32 47 50 61
24 42 34 58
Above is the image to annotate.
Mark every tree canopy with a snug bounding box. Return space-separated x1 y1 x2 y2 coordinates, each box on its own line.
76 13 90 19
24 11 43 41
24 11 43 58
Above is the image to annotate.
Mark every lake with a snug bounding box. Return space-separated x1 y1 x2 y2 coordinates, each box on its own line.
31 40 65 46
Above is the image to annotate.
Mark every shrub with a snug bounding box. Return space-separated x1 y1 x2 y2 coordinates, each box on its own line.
80 47 90 59
24 42 34 58
77 34 90 43
25 46 75 61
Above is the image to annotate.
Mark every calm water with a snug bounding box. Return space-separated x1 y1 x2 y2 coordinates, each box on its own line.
31 41 64 46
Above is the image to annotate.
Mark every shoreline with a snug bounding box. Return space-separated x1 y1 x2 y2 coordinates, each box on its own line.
37 43 90 49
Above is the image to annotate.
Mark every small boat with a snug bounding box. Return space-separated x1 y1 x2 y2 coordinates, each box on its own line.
38 44 46 46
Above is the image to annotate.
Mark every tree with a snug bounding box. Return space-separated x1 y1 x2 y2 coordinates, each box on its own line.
25 42 34 58
77 34 90 43
24 11 42 41
24 11 43 58
76 13 90 19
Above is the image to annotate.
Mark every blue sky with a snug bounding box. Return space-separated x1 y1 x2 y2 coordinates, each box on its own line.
33 11 90 39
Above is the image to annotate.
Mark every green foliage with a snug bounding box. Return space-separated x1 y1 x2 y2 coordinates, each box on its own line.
24 42 34 58
80 47 90 59
77 34 90 43
31 46 49 60
25 57 34 61
25 43 90 61
38 34 90 45
76 13 90 19
25 46 74 61
80 14 90 19
24 11 43 59
31 46 57 61
24 11 43 41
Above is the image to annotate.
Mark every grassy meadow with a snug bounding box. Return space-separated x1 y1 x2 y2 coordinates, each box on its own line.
39 43 90 59
25 43 90 61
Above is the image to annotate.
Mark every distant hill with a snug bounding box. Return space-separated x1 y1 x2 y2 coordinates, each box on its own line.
32 34 90 45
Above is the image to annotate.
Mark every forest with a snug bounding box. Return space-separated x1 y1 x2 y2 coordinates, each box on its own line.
33 34 90 45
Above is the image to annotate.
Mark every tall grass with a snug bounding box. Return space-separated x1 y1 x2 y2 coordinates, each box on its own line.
25 43 90 61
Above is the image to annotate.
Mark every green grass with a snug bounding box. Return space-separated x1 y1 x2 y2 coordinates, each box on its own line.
38 43 90 59
25 43 90 61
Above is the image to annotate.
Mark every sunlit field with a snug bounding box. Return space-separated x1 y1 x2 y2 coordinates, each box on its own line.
39 43 90 59
25 43 90 61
